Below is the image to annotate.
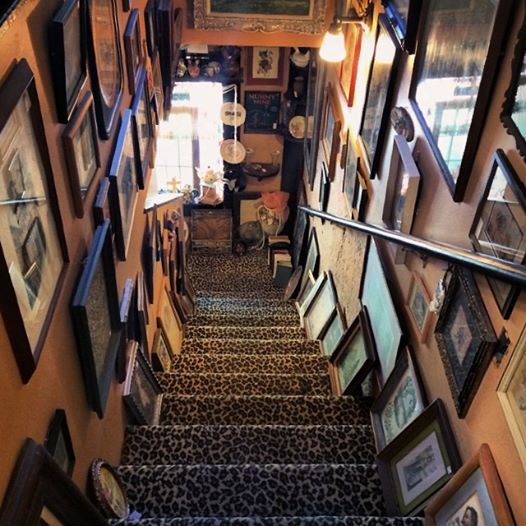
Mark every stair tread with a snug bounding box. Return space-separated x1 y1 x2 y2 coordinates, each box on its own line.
181 338 320 355
185 325 305 340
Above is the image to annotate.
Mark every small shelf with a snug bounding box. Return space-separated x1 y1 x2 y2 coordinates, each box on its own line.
241 163 280 181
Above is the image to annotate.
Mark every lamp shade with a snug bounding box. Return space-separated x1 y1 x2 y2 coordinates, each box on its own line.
319 24 346 62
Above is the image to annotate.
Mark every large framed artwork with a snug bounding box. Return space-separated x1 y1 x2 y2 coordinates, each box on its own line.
0 59 69 384
469 149 526 319
48 0 87 123
244 91 281 134
381 0 423 54
434 267 497 418
44 409 76 477
303 271 338 340
85 0 124 139
123 9 143 96
246 47 284 85
425 444 515 525
409 0 513 202
321 83 343 182
339 23 363 107
71 219 122 418
193 0 327 34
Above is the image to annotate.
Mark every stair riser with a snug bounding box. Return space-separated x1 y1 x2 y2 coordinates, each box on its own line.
188 314 299 327
196 298 296 315
185 326 305 340
112 518 424 525
181 339 320 355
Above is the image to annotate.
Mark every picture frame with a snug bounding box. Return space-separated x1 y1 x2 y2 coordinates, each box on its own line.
144 0 157 58
108 109 139 261
151 326 175 372
381 0 423 54
377 399 461 515
409 0 513 202
318 160 330 218
88 458 129 519
62 90 101 218
339 22 363 107
297 271 325 325
157 285 183 355
244 91 281 134
292 180 309 270
123 9 143 96
0 59 69 384
246 47 284 85
93 177 111 227
319 303 347 358
192 0 327 34
156 0 178 102
232 192 262 230
85 0 124 139
434 266 498 418
405 271 434 343
343 129 359 214
300 227 320 291
321 83 343 182
303 270 338 340
358 14 401 179
117 277 133 383
354 173 369 221
1 1 24 28
328 307 377 396
370 347 427 451
469 149 526 319
425 444 515 525
151 51 165 122
44 409 76 477
48 0 87 123
122 0 131 11
134 271 149 356
142 209 156 305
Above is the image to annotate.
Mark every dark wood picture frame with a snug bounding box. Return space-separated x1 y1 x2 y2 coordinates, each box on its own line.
123 8 143 96
246 46 284 85
321 82 343 181
381 0 423 54
157 284 183 355
318 160 330 218
44 409 76 477
151 325 174 372
292 179 309 270
142 207 157 305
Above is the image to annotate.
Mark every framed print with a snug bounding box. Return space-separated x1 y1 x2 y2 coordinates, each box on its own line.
193 0 327 34
469 149 526 319
244 91 280 134
292 180 309 270
377 399 460 515
0 438 106 526
381 0 423 54
371 347 427 451
86 0 124 139
88 459 129 519
339 23 363 107
406 271 434 343
425 444 515 526
71 219 122 418
232 192 262 229
108 109 139 261
134 271 149 355
157 0 179 101
358 14 401 179
44 409 76 477
117 277 133 383
410 0 512 202
434 266 498 418
48 0 87 123
144 0 157 58
297 271 325 324
151 51 165 122
343 130 359 214
321 83 343 182
63 91 101 218
93 177 111 226
247 47 284 85
157 285 183 354
303 271 338 340
319 303 347 358
318 161 330 218
329 307 377 396
122 0 131 11
142 208 157 305
151 326 174 372
0 59 69 384
497 325 526 473
300 227 320 291
123 9 143 96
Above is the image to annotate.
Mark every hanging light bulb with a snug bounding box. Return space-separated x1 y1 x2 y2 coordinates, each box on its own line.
319 20 346 62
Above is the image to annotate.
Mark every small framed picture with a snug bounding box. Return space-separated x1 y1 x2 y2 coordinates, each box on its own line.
318 161 330 220
295 269 316 321
339 23 363 107
297 271 326 327
246 47 284 85
157 285 183 354
319 303 347 358
44 409 76 477
244 91 281 134
343 129 359 214
405 271 434 343
300 227 320 291
117 277 133 383
142 208 157 305
151 326 174 372
381 0 423 54
321 82 343 182
134 271 149 356
93 177 111 226
124 9 143 95
304 271 338 340
88 458 129 519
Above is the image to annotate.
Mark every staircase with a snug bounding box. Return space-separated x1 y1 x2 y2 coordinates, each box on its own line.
116 251 423 525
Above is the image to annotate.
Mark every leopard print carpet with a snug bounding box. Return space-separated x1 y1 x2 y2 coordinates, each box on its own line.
185 325 305 340
113 517 423 525
181 338 321 355
188 312 299 327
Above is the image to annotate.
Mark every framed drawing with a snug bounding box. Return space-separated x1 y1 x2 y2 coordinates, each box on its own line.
93 177 111 226
358 14 401 179
44 409 76 477
381 0 423 54
425 444 515 525
434 266 498 418
319 303 347 358
339 23 363 107
497 325 526 473
410 0 512 202
370 347 427 451
193 0 327 34
108 109 139 261
469 149 526 319
48 0 87 123
246 47 284 85
244 91 280 133
63 91 100 218
405 271 434 343
123 9 143 96
303 271 338 340
0 59 69 384
321 83 343 182
157 285 183 354
151 326 174 372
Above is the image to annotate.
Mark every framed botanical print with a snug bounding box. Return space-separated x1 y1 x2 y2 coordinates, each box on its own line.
44 409 76 477
151 326 174 372
319 303 347 358
303 271 338 340
0 59 69 384
405 271 434 343
321 83 343 182
247 47 284 85
469 150 526 319
381 0 423 54
123 9 143 96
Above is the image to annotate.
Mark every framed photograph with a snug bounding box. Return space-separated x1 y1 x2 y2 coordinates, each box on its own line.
44 409 76 477
88 459 129 519
93 177 111 227
425 444 515 525
108 109 139 261
381 0 423 54
0 439 106 525
410 0 512 202
246 47 284 85
370 347 427 451
405 271 434 343
318 161 330 218
304 271 338 340
321 83 343 182
123 9 143 96
358 14 401 179
319 303 347 358
193 0 327 34
244 91 281 134
469 149 526 319
62 91 100 218
157 285 183 355
0 59 69 384
339 23 363 107
300 227 320 291
329 307 377 396
144 0 157 58
48 0 87 123
151 326 174 372
497 325 526 473
435 266 498 418
86 0 124 139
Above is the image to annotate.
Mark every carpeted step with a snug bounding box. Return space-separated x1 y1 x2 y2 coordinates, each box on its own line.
160 395 370 426
196 296 296 315
181 338 320 355
121 425 375 465
117 463 386 518
112 517 424 525
196 290 285 300
170 353 327 375
185 325 305 340
188 312 299 327
157 373 331 396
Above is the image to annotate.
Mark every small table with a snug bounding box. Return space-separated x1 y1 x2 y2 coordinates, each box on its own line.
241 163 280 182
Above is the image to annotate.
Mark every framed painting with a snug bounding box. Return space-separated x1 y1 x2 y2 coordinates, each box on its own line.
86 0 124 139
318 161 330 219
497 325 526 474
328 307 377 396
321 83 343 182
358 14 401 179
339 23 363 107
300 227 320 291
144 0 157 58
381 0 423 54
319 303 347 358
108 109 139 261
370 347 427 451
193 0 327 34
405 271 434 343
244 91 281 134
123 9 143 96
434 266 498 418
93 177 111 227
410 0 513 202
157 285 183 354
63 91 100 218
425 444 515 525
469 149 526 319
44 409 76 477
303 270 338 340
0 439 106 525
48 0 87 123
247 47 284 85
0 59 69 384
151 326 174 372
